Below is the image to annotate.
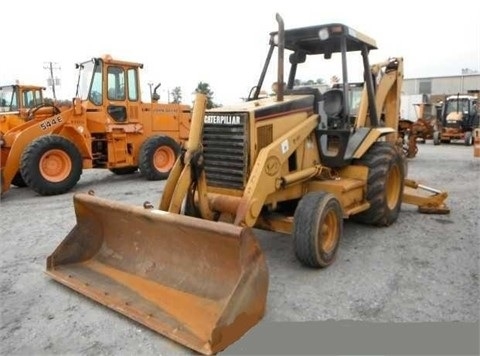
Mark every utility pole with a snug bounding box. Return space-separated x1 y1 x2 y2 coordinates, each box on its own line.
43 62 61 101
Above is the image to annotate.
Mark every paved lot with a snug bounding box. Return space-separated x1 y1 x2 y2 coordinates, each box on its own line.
1 142 479 355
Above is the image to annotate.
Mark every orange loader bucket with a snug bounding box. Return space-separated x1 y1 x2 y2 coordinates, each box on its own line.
46 193 268 355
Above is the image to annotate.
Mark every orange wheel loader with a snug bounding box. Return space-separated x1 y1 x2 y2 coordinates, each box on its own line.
0 55 190 197
46 15 450 355
1 84 67 187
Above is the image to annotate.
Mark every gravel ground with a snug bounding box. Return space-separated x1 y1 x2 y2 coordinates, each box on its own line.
1 141 478 355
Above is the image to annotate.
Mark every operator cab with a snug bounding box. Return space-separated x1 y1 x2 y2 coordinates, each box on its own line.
75 55 142 123
0 85 45 113
250 21 384 167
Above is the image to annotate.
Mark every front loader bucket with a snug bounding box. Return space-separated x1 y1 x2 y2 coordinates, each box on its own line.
46 193 268 355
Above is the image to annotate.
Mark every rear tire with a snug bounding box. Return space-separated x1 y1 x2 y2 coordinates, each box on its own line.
20 135 82 196
293 192 343 268
109 166 138 175
464 131 473 146
352 141 404 226
139 135 180 180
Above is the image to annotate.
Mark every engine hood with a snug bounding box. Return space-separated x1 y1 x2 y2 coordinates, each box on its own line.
206 94 315 121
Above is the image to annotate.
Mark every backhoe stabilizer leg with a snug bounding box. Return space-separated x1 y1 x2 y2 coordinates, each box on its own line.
402 179 450 214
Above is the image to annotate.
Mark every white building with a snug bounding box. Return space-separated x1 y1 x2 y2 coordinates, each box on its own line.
400 74 480 120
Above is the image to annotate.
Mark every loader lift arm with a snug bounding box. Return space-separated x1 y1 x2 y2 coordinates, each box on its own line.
159 94 214 220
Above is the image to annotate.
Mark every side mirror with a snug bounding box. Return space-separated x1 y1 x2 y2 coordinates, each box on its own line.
289 51 306 64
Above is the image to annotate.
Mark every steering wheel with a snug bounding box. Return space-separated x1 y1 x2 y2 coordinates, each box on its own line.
26 103 61 121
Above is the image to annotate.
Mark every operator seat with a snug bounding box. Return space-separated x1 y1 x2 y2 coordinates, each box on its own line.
323 89 344 128
316 88 351 168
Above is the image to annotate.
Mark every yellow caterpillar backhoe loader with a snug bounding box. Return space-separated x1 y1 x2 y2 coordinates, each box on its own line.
46 15 449 355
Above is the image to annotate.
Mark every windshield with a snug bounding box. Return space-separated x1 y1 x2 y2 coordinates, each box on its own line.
0 86 18 112
22 88 44 108
446 99 469 114
76 60 96 100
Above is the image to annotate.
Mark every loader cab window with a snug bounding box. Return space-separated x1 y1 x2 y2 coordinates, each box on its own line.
446 99 469 114
23 89 42 108
89 63 103 106
127 68 138 101
107 66 126 101
0 86 18 112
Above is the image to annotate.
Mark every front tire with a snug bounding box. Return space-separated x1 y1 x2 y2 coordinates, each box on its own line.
11 172 27 188
20 135 82 196
139 135 180 180
293 192 343 268
464 131 473 146
109 166 138 175
352 142 404 226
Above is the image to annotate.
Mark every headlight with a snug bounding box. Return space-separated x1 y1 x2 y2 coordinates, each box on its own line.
273 34 279 45
318 28 329 40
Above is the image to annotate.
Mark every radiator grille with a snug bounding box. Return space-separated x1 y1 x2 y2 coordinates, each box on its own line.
202 113 248 189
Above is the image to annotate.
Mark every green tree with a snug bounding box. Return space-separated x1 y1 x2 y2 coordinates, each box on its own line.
171 86 182 104
194 81 219 108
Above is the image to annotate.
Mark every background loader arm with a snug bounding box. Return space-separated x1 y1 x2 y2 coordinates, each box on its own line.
234 114 319 227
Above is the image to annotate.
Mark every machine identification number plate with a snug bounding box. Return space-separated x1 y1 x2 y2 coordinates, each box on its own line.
40 116 63 130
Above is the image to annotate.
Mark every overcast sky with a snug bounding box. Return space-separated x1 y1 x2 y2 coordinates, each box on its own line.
2 0 479 104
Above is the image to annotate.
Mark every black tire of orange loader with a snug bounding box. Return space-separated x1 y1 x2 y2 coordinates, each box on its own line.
20 135 82 196
293 192 343 268
139 135 180 180
11 172 27 187
109 166 138 175
352 141 405 226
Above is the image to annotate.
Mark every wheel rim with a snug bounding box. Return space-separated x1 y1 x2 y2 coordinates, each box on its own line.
39 149 72 182
153 146 175 172
385 164 402 210
318 209 338 254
